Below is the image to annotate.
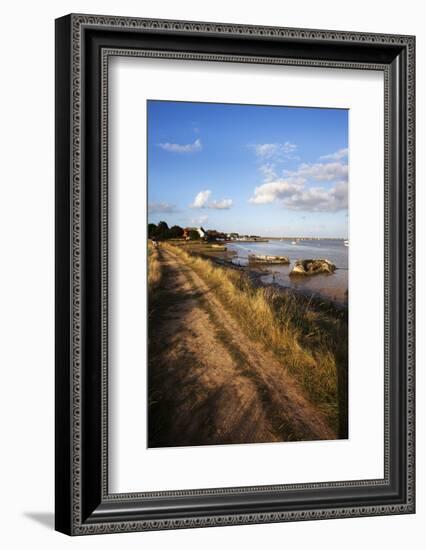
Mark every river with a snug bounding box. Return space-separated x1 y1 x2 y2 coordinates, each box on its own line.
227 239 348 304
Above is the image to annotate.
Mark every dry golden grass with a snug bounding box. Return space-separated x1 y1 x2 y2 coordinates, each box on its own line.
164 242 348 434
148 242 161 291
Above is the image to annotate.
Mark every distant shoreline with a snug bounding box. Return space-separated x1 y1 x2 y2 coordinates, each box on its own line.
219 237 347 244
223 237 347 241
265 236 347 241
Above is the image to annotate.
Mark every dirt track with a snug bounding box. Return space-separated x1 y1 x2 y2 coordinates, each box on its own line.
148 246 336 447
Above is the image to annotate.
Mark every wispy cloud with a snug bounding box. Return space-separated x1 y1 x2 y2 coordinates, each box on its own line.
191 215 208 226
210 199 233 209
250 142 299 185
252 141 298 160
259 163 278 182
158 138 202 153
284 161 348 182
319 148 348 161
148 202 179 214
190 190 233 210
191 122 200 134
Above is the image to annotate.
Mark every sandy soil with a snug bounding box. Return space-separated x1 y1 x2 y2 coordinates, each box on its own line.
148 247 336 448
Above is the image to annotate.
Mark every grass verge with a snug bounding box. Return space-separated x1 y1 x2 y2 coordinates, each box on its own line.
148 242 161 292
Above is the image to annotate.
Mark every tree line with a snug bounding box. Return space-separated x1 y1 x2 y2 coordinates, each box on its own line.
148 221 200 241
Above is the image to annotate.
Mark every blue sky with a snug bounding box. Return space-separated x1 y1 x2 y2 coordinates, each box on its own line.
147 100 348 237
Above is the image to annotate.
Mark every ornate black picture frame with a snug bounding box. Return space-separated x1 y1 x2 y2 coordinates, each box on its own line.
55 14 415 535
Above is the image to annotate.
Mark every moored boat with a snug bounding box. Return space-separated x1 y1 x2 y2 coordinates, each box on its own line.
290 258 336 276
248 254 290 264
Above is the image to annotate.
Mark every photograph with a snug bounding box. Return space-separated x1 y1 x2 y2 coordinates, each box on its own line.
51 9 415 538
147 100 349 448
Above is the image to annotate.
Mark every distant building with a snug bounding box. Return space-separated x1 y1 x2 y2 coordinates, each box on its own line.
197 227 206 239
227 232 239 240
206 229 226 241
183 227 206 240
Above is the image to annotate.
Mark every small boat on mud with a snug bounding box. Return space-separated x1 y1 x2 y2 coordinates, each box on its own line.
344 240 349 247
290 258 336 276
248 254 290 264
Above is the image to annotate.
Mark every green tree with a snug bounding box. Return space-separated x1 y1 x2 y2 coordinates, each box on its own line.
188 229 200 240
168 225 184 239
148 223 157 238
156 221 169 240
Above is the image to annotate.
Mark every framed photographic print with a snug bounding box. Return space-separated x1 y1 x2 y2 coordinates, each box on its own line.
55 14 415 535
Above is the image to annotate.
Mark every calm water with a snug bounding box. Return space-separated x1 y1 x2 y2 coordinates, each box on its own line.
228 239 348 304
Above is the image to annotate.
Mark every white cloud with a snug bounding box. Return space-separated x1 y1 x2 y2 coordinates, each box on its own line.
249 177 348 212
190 190 211 208
210 199 233 209
158 138 202 153
148 202 178 214
191 215 208 226
249 178 304 204
285 161 348 182
252 141 298 161
190 190 233 210
319 148 348 161
283 181 348 212
249 148 349 213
